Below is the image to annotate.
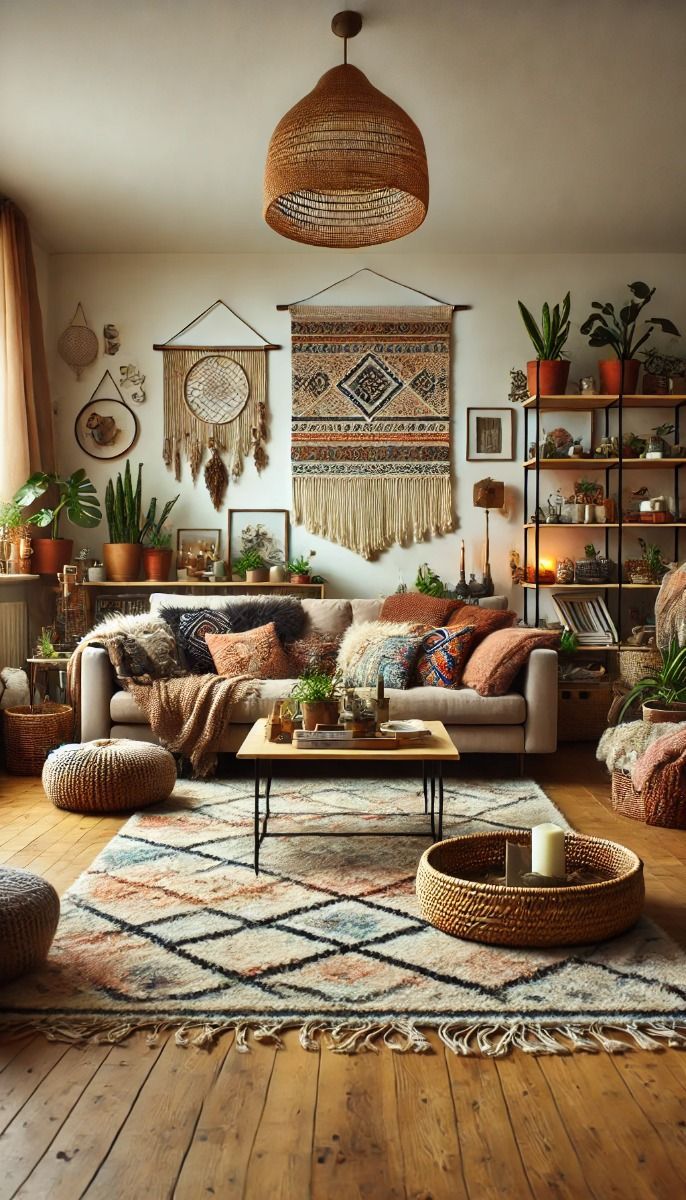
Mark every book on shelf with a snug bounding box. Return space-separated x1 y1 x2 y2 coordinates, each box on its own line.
551 591 618 645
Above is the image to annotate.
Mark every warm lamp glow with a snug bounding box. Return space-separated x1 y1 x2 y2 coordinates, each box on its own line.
539 558 556 572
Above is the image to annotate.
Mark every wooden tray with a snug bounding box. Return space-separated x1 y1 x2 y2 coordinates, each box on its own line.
292 729 432 751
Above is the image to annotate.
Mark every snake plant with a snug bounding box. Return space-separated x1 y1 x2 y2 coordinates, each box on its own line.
518 293 571 360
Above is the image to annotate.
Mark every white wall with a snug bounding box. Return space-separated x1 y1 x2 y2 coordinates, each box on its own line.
46 252 686 611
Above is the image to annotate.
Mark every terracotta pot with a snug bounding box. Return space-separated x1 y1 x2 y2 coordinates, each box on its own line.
642 700 686 724
142 546 172 582
526 360 570 396
599 359 640 395
246 568 269 583
290 573 311 584
301 700 340 731
103 543 142 583
31 537 73 575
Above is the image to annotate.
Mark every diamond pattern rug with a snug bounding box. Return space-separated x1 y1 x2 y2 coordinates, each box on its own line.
2 776 685 1055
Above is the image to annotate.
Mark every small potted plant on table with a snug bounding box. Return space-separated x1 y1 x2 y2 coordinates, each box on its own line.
140 495 179 582
14 470 102 574
291 667 341 731
518 292 571 396
233 548 269 583
288 552 315 584
581 282 680 395
620 640 686 724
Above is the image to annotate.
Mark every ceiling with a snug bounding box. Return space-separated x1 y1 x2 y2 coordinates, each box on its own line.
1 0 684 254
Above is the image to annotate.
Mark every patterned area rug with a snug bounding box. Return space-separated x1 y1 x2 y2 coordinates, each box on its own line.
2 776 686 1055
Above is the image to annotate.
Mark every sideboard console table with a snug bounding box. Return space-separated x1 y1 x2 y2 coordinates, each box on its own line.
77 580 326 626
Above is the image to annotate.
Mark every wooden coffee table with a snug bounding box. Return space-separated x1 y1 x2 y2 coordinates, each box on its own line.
236 718 459 874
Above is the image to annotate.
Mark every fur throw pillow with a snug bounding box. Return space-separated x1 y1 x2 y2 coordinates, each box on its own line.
159 596 306 646
106 625 183 683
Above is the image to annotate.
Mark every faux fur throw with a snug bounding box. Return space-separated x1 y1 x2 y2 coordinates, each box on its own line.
125 673 256 779
596 719 686 773
631 725 686 826
68 613 171 733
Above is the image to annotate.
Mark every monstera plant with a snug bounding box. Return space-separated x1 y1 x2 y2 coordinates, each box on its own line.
14 469 101 574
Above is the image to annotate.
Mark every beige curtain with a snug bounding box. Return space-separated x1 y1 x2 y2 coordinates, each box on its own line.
0 199 55 497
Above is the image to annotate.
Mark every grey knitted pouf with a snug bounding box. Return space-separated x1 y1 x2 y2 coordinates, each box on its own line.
42 738 178 814
0 867 60 983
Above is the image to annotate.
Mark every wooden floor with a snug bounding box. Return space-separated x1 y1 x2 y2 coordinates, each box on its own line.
1 747 685 1199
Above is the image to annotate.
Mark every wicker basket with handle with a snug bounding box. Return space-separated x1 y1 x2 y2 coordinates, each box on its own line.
416 831 644 947
618 646 661 689
610 769 646 821
3 704 73 776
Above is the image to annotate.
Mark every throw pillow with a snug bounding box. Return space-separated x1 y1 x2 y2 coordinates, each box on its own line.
380 593 464 625
447 605 518 644
340 629 427 690
462 628 560 697
337 620 426 677
416 625 478 688
159 596 306 645
287 632 341 677
177 609 234 673
205 623 291 680
106 625 184 683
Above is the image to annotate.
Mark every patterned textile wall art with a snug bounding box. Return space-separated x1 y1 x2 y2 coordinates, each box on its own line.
290 305 455 559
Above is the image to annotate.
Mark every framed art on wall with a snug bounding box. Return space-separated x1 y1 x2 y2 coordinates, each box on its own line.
177 529 221 572
228 509 289 566
467 408 515 462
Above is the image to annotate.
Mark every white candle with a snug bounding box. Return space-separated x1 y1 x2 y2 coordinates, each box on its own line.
531 823 566 878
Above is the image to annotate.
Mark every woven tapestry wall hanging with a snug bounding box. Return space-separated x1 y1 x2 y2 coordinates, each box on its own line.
153 301 279 499
290 304 454 558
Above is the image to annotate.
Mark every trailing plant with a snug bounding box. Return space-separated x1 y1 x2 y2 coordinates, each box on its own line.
233 548 266 577
518 292 571 360
580 282 680 361
291 667 341 704
642 350 686 379
638 538 667 581
559 628 579 655
619 640 686 721
415 563 446 597
14 470 101 539
105 462 143 543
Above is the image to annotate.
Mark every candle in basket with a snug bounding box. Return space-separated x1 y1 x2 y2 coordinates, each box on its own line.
531 823 566 878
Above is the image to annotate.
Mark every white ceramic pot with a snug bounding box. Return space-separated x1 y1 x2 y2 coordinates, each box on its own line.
88 565 106 582
269 565 286 583
595 505 606 523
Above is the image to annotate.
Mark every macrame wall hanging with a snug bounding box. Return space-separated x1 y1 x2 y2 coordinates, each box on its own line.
279 269 469 560
153 301 279 505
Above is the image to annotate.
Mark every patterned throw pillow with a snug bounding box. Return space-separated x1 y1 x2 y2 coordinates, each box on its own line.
341 631 426 690
160 597 306 645
416 625 478 688
205 623 292 680
462 627 560 697
379 593 464 625
177 609 234 673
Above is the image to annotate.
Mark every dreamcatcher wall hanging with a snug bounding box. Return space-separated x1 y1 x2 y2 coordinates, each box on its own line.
153 300 279 510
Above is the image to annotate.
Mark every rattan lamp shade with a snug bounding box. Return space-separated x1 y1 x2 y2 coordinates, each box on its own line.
264 64 429 248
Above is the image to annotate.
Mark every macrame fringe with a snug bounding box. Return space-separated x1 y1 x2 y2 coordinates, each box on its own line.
292 475 454 560
2 1017 684 1056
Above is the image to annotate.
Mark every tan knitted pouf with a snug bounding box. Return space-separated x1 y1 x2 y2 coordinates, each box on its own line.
0 867 60 983
42 738 178 814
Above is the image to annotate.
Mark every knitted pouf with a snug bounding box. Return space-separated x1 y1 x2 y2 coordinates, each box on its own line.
0 867 60 983
42 738 178 814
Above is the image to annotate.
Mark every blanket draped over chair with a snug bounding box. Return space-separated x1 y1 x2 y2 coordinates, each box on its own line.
67 613 255 777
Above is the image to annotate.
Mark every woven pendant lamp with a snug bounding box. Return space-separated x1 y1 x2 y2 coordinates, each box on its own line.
264 10 429 248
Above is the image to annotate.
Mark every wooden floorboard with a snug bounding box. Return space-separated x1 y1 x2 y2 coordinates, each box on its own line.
0 746 685 1200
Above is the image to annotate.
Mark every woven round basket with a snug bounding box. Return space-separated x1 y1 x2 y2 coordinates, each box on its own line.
3 703 73 776
57 304 98 379
610 769 646 822
416 831 644 947
0 867 60 983
618 646 661 689
42 738 178 813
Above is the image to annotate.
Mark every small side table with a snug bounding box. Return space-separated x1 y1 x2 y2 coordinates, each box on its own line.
27 656 73 709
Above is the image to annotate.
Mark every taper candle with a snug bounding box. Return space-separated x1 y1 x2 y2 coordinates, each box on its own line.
531 823 566 878
460 538 465 574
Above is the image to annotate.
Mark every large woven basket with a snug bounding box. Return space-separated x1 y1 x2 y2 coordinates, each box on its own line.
3 704 73 776
618 646 661 689
558 682 611 741
610 769 646 822
416 831 644 947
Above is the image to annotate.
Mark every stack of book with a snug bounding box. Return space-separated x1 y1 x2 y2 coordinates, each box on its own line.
551 591 618 645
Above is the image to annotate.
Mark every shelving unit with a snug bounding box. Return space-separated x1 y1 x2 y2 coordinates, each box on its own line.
522 369 686 646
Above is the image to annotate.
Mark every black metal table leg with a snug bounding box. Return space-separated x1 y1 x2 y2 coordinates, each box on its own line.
437 761 444 841
254 759 261 875
265 760 272 819
422 761 428 813
430 771 436 840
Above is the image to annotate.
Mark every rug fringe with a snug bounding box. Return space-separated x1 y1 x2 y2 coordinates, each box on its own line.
1 1017 685 1055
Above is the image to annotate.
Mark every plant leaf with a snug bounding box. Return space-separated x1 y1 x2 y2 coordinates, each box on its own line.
518 301 545 357
647 317 681 336
628 281 652 300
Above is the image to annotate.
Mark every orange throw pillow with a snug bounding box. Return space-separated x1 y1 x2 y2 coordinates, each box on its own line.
462 627 560 696
380 594 464 625
205 622 291 679
447 605 518 645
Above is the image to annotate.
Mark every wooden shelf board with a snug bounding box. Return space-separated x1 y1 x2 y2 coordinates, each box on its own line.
520 581 660 589
523 393 686 411
77 580 323 590
524 457 686 470
524 522 684 529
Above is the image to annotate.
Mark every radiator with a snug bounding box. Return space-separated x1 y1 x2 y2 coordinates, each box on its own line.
0 601 28 668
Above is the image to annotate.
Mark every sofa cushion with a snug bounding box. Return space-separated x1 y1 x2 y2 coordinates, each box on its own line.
385 686 526 725
206 624 291 679
447 605 518 643
351 598 382 625
110 689 150 724
380 593 464 625
416 625 478 688
301 598 352 638
463 627 560 696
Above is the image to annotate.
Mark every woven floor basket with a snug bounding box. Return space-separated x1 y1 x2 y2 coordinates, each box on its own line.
0 867 60 983
619 647 662 689
558 683 611 741
3 703 73 776
416 831 644 947
610 769 646 822
42 738 178 813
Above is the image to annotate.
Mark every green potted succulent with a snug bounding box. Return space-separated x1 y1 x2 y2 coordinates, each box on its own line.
288 551 315 584
233 548 269 583
14 470 101 574
291 667 341 730
580 282 680 396
620 640 686 724
518 292 571 396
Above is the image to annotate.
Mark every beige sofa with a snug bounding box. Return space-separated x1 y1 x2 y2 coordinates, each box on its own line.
79 594 558 757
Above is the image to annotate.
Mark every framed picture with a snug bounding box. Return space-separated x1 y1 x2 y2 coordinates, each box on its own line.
177 529 221 572
467 408 515 462
74 397 139 460
228 509 289 567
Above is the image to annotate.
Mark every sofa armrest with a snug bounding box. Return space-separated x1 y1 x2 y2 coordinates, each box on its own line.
522 648 558 753
80 647 115 742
